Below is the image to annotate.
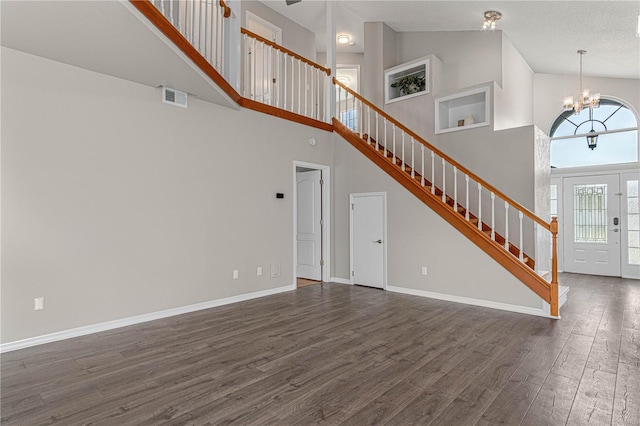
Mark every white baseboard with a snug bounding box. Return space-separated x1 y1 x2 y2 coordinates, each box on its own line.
386 286 555 319
329 277 351 285
1 285 292 353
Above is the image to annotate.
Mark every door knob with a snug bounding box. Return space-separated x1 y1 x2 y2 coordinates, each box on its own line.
611 228 619 233
374 239 383 244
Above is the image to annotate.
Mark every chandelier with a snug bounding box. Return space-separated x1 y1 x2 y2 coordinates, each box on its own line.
482 11 501 30
563 50 600 115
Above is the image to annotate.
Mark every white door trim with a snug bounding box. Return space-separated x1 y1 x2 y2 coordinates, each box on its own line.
292 161 331 287
349 192 387 289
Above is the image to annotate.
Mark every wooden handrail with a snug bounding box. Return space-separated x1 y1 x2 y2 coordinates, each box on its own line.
332 77 551 231
219 0 231 18
241 28 331 75
334 118 554 306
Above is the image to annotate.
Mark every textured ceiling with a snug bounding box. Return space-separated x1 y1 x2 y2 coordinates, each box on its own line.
260 0 640 79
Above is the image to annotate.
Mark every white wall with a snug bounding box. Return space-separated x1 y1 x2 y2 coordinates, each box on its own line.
241 1 316 60
363 22 397 108
1 47 334 343
495 33 534 130
396 31 503 95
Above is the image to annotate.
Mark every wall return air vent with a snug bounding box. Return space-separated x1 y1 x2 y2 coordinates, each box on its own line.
162 87 188 108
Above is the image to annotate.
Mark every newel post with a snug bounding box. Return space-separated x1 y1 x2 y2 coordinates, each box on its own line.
550 217 559 317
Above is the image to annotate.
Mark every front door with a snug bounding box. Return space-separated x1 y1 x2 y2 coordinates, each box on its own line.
563 174 621 276
296 170 322 281
350 193 386 289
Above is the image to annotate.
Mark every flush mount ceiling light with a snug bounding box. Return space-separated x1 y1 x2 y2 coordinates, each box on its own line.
563 50 600 115
337 34 350 44
336 76 350 87
482 10 502 30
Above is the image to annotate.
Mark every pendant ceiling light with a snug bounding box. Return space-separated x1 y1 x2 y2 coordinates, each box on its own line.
563 50 600 115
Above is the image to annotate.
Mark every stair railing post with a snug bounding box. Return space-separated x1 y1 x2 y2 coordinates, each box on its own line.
550 217 559 316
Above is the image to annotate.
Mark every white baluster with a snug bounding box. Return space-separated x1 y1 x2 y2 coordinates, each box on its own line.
504 202 510 251
453 167 458 212
442 159 446 203
243 34 248 98
401 132 406 171
267 46 273 106
191 0 196 44
382 118 387 153
337 86 342 120
358 100 363 137
375 114 379 150
519 212 524 262
298 61 302 114
316 69 321 120
310 67 314 119
261 43 266 103
304 64 308 117
209 4 215 66
204 0 209 61
197 0 201 51
465 175 470 221
367 105 371 141
290 57 294 112
252 39 257 100
431 152 435 194
275 50 280 108
392 124 396 163
491 193 496 240
421 145 425 186
169 0 174 26
477 183 482 230
161 0 165 18
411 138 415 178
283 54 288 110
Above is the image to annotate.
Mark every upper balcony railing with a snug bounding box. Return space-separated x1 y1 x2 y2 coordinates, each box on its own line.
240 28 330 123
150 0 230 76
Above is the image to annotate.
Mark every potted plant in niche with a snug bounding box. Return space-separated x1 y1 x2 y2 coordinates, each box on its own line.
391 72 426 96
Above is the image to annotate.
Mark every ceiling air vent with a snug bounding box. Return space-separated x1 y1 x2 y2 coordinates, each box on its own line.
162 87 188 108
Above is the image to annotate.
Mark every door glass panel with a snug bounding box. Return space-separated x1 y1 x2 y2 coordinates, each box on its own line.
574 184 608 243
628 180 640 265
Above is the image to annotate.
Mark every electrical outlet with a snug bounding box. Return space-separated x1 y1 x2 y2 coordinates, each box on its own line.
270 262 281 278
34 297 45 311
233 270 239 279
257 266 263 276
421 266 428 276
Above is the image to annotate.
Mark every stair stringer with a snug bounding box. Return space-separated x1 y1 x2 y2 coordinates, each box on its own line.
334 118 553 306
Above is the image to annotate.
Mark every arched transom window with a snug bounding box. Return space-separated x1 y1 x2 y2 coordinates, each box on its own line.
550 99 639 168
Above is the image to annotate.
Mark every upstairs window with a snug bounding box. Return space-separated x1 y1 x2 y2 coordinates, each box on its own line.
550 99 638 168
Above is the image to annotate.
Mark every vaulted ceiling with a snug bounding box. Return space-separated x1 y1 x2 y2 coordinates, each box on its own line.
260 0 640 80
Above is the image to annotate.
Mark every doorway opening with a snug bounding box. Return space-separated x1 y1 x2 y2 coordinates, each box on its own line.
293 161 330 288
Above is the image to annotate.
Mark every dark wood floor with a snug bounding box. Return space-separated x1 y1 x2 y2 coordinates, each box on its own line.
2 274 640 425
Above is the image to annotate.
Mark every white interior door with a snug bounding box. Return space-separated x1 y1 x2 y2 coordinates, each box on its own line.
563 174 621 276
350 193 386 289
296 170 322 281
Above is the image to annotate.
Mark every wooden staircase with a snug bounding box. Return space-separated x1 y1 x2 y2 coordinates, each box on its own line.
333 114 559 316
359 132 535 270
